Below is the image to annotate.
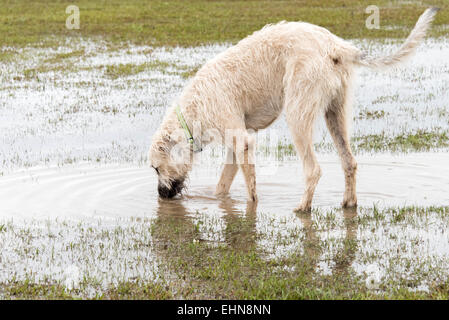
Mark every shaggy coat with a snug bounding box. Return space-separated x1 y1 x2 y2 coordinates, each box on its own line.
149 8 438 211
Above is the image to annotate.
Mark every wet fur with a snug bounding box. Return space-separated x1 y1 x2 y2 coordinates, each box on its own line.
149 8 437 208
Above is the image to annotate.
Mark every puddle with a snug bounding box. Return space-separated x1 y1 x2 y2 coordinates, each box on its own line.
1 153 449 296
1 38 449 296
1 153 448 219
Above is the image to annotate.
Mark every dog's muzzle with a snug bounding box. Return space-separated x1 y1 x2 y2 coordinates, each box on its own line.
158 179 184 199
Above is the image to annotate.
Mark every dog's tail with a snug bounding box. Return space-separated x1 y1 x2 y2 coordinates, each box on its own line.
354 7 439 69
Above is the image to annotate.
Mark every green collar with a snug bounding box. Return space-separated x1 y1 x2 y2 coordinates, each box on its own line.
175 105 202 153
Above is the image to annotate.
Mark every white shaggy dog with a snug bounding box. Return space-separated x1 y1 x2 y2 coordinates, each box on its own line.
149 8 438 211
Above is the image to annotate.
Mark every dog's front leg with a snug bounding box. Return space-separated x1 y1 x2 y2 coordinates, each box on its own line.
240 162 257 202
215 149 238 196
222 120 257 202
234 132 257 202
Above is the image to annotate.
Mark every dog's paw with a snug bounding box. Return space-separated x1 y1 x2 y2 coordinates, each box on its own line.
214 186 229 197
294 203 311 213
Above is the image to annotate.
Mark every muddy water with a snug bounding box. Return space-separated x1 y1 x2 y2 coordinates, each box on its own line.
0 152 448 219
1 153 449 291
2 39 449 294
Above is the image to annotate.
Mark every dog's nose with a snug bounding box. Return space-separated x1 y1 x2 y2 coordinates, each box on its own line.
158 184 177 198
158 179 184 199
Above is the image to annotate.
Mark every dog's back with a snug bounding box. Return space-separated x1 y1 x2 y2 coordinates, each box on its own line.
182 21 358 128
182 21 359 130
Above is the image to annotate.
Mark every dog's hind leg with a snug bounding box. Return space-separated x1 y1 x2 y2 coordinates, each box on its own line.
325 91 358 208
286 111 322 212
215 148 239 196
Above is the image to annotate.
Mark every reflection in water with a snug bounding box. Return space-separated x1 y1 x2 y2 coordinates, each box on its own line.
156 198 191 217
151 196 259 297
296 211 321 268
153 198 197 248
153 195 258 251
296 207 359 275
219 196 257 251
154 194 358 277
333 208 358 274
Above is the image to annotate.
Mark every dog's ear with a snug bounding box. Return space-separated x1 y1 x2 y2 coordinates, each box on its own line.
162 133 171 142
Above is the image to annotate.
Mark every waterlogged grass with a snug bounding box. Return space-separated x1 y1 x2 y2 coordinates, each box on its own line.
0 217 169 299
0 50 17 62
44 49 85 63
102 60 200 79
2 205 449 299
265 130 449 156
1 281 172 300
149 206 449 299
1 0 448 48
1 0 449 302
353 130 449 153
1 35 448 168
357 109 387 120
104 60 169 79
15 47 200 82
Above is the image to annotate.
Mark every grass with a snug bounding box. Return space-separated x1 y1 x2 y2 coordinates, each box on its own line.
267 129 449 155
258 129 449 157
101 60 201 80
0 217 171 299
357 109 388 120
104 62 160 79
353 130 449 153
2 205 449 299
1 281 172 300
1 0 448 48
1 0 449 300
147 205 449 299
44 49 85 63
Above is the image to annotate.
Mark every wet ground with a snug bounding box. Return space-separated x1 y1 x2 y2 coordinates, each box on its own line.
1 153 449 297
1 39 449 171
1 38 449 298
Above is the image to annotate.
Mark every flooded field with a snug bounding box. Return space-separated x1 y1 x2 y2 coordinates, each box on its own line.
1 38 449 299
1 38 449 172
1 153 449 219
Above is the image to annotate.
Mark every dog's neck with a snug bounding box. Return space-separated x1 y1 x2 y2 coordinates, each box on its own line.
174 102 204 136
155 104 204 154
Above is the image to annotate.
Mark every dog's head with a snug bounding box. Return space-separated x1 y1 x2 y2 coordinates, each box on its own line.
149 130 192 199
